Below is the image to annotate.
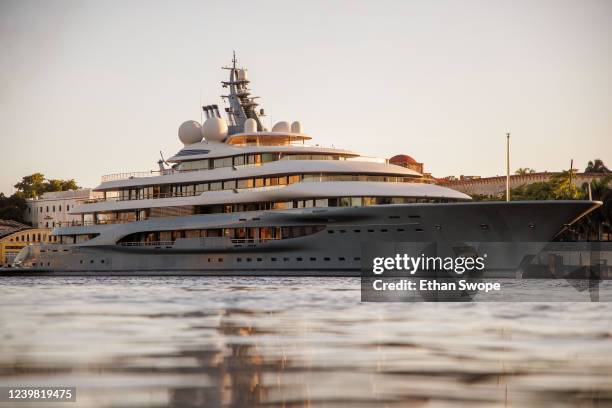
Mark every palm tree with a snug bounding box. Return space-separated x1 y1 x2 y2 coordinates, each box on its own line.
515 168 536 175
585 159 611 173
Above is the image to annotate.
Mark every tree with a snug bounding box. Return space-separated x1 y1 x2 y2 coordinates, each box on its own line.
577 176 612 240
585 159 611 173
13 173 46 199
0 193 27 224
45 179 79 193
14 173 80 199
515 168 536 175
549 170 583 200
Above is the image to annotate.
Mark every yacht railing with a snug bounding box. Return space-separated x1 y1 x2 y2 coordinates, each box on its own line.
100 169 175 183
57 219 135 227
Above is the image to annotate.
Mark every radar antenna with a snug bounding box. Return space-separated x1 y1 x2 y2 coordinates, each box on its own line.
221 52 265 135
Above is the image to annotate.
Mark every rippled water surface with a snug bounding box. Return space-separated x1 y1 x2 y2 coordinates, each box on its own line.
1 277 612 407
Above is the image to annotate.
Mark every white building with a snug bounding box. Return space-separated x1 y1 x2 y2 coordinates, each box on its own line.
24 189 101 228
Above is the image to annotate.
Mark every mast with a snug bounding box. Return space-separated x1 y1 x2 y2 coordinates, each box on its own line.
221 51 265 135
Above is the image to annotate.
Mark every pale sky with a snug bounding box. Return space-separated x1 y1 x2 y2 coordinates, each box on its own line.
0 0 610 195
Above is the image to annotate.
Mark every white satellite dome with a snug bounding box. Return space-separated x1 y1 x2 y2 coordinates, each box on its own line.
244 118 257 133
291 121 302 134
202 117 228 142
271 121 290 133
178 120 203 145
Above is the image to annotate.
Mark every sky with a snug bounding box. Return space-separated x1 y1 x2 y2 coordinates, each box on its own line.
0 0 610 195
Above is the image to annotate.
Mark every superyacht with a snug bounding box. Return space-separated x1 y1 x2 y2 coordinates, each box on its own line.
11 56 600 275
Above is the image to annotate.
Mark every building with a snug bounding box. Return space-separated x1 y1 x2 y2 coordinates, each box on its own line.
0 219 30 238
24 189 100 228
0 223 53 266
438 172 608 197
389 154 436 183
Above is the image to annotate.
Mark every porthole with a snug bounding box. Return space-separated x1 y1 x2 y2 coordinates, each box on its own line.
338 257 346 261
247 258 252 262
328 230 334 234
237 258 242 262
367 229 374 233
528 223 535 229
297 257 303 261
90 260 94 264
207 258 211 262
271 257 277 262
218 258 223 262
79 260 83 264
324 257 330 261
409 215 421 219
415 228 423 232
353 257 361 261
310 257 316 261
283 257 290 261
480 224 489 230
396 228 405 232
353 229 361 233
381 229 388 233
257 258 262 262
388 215 400 219
339 230 346 233
101 260 105 264
435 225 442 230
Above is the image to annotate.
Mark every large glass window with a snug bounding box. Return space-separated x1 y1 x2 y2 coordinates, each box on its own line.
195 183 208 194
233 155 245 166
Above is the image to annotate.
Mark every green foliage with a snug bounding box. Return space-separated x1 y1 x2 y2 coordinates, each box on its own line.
585 159 611 173
515 167 536 175
549 170 584 200
0 193 27 224
14 173 80 199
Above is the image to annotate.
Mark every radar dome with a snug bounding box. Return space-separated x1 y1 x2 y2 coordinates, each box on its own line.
202 117 228 142
272 121 290 133
291 121 302 134
178 120 203 145
244 118 257 133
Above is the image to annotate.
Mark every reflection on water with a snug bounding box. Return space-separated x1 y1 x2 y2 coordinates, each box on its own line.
1 277 612 407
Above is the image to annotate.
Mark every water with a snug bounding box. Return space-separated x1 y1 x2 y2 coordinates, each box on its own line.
1 277 612 407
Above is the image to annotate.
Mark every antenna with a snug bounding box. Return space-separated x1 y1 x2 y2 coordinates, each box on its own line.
159 151 169 166
506 132 510 202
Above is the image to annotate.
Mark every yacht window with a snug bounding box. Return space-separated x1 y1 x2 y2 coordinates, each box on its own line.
223 180 237 190
233 155 245 166
210 181 222 191
195 183 208 194
262 153 276 163
237 178 254 189
247 154 262 165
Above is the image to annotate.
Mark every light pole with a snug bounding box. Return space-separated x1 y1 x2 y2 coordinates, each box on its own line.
506 132 510 202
